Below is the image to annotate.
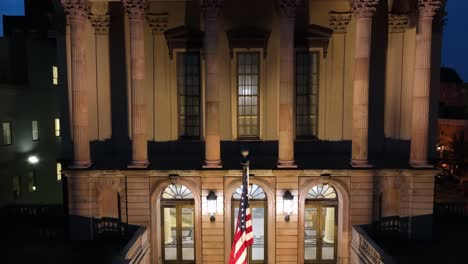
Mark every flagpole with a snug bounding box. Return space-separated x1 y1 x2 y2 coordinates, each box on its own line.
241 149 250 193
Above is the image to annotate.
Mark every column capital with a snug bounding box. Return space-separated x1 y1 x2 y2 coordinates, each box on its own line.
202 0 224 19
418 0 443 19
89 14 110 35
122 0 147 21
146 13 168 35
329 11 352 33
351 0 380 19
277 0 301 19
388 13 408 33
61 0 88 20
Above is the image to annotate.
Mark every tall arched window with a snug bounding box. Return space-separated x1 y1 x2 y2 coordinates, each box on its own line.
232 184 266 263
161 184 195 263
304 184 338 263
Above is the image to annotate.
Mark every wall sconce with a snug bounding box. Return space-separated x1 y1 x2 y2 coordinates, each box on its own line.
207 190 217 222
283 190 293 222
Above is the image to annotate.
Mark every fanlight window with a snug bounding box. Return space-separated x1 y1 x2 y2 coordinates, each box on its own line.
162 184 194 199
306 184 337 199
233 184 266 200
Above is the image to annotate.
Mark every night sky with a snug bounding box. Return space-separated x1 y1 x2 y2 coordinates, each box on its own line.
0 0 467 81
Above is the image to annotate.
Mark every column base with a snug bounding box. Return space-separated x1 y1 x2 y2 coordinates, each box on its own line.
203 160 222 169
128 160 149 169
409 160 433 169
350 159 372 168
277 160 297 169
69 160 92 169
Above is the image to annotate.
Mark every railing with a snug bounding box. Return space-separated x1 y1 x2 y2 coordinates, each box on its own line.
434 202 468 218
351 226 393 264
117 226 150 264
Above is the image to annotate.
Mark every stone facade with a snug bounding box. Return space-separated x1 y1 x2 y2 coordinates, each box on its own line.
59 0 443 263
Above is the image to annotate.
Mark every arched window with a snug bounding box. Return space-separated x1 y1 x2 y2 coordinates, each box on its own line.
232 184 266 263
304 184 338 263
233 184 266 200
306 184 337 200
162 184 194 199
160 184 195 263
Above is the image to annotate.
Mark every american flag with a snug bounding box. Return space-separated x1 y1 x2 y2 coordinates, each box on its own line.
229 160 253 264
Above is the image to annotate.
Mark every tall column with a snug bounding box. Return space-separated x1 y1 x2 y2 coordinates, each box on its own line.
123 0 149 168
89 4 112 141
350 0 379 168
277 0 299 168
409 0 442 168
61 0 92 168
202 0 223 168
385 14 409 139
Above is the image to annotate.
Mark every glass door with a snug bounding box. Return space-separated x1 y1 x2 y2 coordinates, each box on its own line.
304 203 337 264
161 202 195 264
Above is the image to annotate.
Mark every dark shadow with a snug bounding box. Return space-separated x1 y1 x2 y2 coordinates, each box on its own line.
368 1 388 155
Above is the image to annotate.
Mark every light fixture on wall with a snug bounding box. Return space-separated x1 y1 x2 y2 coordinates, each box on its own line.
283 190 293 222
207 190 217 222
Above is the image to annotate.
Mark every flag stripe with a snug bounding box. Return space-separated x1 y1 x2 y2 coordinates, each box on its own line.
229 162 253 264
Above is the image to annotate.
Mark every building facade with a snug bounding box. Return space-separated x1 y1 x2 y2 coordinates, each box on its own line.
0 0 63 207
60 0 443 263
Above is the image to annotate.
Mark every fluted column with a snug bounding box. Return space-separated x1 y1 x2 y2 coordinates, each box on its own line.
202 0 223 168
277 0 299 168
123 0 149 168
89 4 112 141
61 0 91 168
409 0 442 168
350 0 379 168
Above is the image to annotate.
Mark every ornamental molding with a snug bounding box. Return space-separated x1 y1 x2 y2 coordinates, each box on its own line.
61 0 88 20
146 12 168 35
388 13 408 33
277 0 302 19
122 0 147 20
329 11 351 33
351 0 380 19
418 0 443 19
89 14 110 35
202 0 224 19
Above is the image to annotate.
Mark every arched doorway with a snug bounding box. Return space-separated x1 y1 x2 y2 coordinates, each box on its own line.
298 179 350 264
304 184 338 263
160 184 195 263
151 179 202 264
232 184 267 263
225 178 276 264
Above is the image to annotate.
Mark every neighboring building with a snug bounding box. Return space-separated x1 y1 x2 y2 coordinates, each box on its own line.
58 0 443 264
0 0 63 207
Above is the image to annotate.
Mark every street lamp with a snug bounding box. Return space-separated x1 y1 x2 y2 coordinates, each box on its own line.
27 155 39 192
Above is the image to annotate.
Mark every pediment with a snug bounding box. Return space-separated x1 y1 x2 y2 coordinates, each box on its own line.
164 26 204 59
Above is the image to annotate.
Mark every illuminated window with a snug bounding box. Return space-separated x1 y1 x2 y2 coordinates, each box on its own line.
177 52 201 139
162 184 194 199
237 52 260 138
296 51 319 138
54 118 60 137
28 171 37 192
306 184 337 200
2 122 12 145
52 66 58 85
56 162 62 181
32 120 39 141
